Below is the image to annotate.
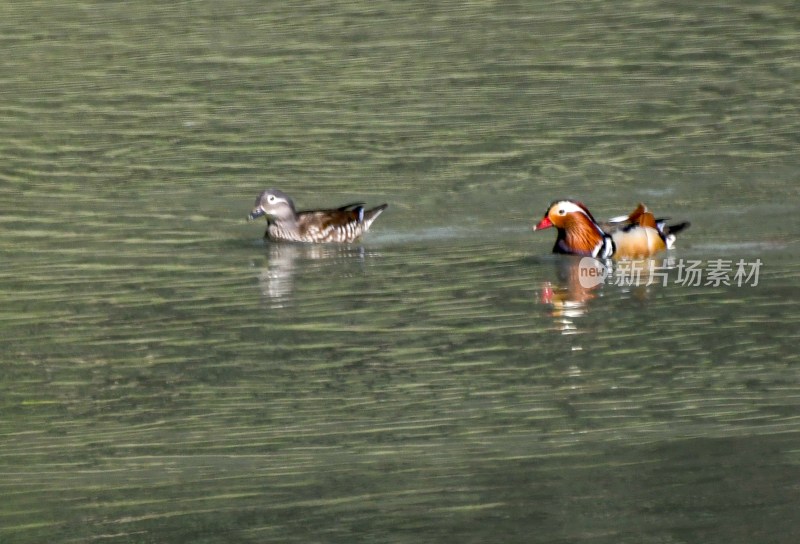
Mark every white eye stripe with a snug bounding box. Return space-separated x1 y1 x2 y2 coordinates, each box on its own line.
553 201 588 215
266 195 288 205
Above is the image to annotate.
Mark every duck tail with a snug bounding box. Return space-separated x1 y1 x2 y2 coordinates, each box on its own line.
659 220 691 236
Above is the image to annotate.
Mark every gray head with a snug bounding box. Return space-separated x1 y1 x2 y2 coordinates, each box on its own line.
248 189 297 221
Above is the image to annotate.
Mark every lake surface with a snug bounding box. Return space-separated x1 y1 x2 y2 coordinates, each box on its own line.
1 1 799 543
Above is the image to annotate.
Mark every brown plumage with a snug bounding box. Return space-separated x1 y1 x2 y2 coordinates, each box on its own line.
532 200 689 259
248 189 388 243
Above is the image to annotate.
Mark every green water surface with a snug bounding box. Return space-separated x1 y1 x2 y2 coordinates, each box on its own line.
1 1 799 543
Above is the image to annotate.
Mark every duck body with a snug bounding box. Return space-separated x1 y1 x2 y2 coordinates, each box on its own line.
249 189 387 243
533 200 689 259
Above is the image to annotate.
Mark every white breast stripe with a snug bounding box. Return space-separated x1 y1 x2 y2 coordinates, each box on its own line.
591 237 614 259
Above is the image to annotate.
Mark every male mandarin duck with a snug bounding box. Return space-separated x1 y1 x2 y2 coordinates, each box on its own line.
248 189 388 243
532 200 689 259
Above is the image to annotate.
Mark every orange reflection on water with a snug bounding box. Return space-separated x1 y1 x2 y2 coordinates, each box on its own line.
538 256 677 334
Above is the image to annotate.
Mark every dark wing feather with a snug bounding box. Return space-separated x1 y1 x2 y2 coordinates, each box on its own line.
660 221 690 236
297 209 358 226
324 209 362 229
336 202 366 212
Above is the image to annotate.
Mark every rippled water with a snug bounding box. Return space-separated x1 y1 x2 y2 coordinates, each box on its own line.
2 1 799 543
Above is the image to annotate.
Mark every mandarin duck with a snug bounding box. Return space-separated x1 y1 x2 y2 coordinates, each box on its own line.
248 189 388 243
532 200 689 259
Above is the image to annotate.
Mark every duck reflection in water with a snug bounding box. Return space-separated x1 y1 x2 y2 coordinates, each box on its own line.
539 256 602 334
255 243 375 308
539 255 677 334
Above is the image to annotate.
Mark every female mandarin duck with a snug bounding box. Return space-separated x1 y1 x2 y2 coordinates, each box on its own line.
248 189 388 243
532 200 689 259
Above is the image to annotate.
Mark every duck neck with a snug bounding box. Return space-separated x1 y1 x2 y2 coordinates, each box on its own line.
268 210 299 228
556 216 607 256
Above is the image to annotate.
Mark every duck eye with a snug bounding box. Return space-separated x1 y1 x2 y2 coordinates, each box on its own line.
267 195 276 203
557 208 565 215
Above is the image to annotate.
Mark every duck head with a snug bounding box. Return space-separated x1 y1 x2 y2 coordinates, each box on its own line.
533 200 607 256
533 200 600 231
248 189 297 222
